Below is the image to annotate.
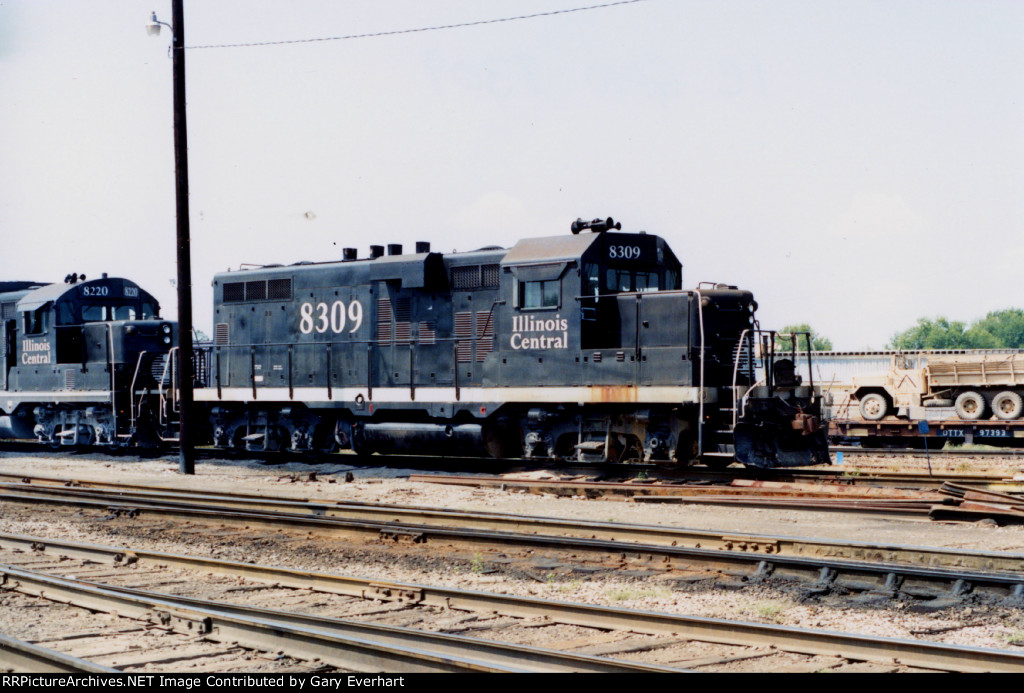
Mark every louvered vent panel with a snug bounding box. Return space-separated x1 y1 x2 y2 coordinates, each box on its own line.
377 298 393 343
732 334 755 380
223 283 245 303
150 353 170 385
482 264 501 288
451 266 480 290
476 311 494 361
245 281 267 301
394 298 411 321
215 323 230 346
267 278 292 300
454 311 473 363
395 322 412 344
1 302 14 320
418 321 436 345
63 369 75 390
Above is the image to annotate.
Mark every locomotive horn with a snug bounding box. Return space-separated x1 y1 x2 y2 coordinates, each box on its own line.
571 217 622 234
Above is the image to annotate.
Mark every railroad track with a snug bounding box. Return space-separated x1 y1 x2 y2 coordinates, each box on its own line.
4 533 1024 673
2 480 1024 603
4 445 1024 492
1 563 669 673
836 446 1024 458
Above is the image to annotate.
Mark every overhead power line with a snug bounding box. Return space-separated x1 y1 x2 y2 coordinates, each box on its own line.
188 0 651 49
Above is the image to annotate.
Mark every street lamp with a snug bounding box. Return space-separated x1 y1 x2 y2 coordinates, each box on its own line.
146 12 170 37
147 2 195 475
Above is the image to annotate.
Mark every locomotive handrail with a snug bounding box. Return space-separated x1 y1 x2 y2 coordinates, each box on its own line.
732 328 751 428
128 349 148 428
106 324 117 445
694 290 706 458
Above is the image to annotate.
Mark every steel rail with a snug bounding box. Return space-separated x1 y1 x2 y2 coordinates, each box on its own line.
0 633 119 673
836 446 1024 458
2 480 1023 574
7 465 1024 496
2 446 1023 489
0 564 669 673
3 533 1024 673
2 486 1024 601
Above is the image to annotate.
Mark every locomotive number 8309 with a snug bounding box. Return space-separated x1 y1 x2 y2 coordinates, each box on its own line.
298 300 364 335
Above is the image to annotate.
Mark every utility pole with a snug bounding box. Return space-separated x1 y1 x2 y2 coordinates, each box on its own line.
171 0 195 475
148 2 194 475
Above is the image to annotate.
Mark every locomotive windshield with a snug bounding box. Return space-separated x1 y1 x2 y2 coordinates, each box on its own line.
79 301 158 323
582 263 679 295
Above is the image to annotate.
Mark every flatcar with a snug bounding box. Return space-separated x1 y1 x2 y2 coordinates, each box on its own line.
189 218 830 468
0 274 174 446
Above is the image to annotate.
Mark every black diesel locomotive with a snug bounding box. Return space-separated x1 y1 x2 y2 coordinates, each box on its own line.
0 275 174 446
194 218 829 468
0 219 829 468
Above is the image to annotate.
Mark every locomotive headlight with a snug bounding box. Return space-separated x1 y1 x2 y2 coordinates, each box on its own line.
748 301 757 313
162 336 172 345
161 323 172 334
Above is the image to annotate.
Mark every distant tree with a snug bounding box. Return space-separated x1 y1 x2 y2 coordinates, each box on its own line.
775 323 833 352
970 309 1024 348
887 310 1024 349
887 317 971 350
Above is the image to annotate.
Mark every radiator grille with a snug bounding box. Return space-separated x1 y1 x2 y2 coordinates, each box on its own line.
482 264 500 288
215 323 229 346
451 266 479 290
267 278 292 300
245 281 266 301
223 283 244 303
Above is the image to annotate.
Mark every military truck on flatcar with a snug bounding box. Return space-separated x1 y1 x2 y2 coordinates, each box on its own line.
850 352 1024 422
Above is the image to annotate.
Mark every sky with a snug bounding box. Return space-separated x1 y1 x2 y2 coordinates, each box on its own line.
1 0 1021 350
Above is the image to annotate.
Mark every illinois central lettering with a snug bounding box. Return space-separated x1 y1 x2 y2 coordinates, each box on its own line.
21 339 51 364
510 314 568 350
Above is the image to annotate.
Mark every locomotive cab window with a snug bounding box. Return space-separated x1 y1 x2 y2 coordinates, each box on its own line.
23 308 46 335
584 262 677 295
81 303 140 322
519 280 559 309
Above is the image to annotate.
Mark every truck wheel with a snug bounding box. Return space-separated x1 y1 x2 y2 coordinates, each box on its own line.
858 393 888 421
954 391 988 421
992 391 1023 420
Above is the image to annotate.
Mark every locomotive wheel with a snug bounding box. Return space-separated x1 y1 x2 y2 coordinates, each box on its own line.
858 393 888 421
954 391 988 421
992 391 1024 420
